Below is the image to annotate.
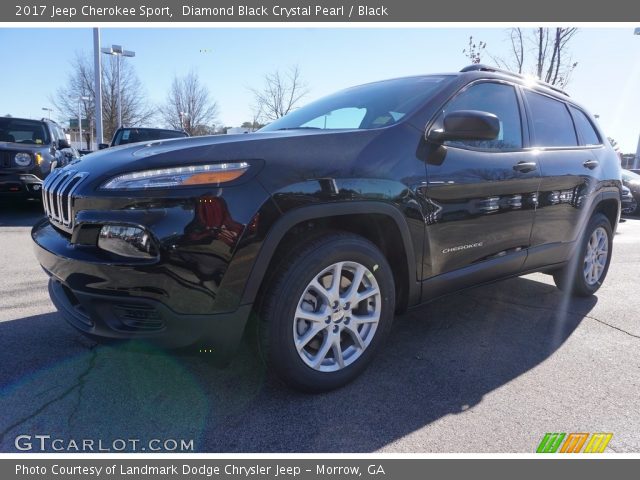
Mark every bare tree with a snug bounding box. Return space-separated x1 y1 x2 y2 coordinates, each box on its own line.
250 66 309 122
239 104 265 132
462 36 487 64
241 120 265 132
51 53 153 147
160 71 218 136
491 28 579 87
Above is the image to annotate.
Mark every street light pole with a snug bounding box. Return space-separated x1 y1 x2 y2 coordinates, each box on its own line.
77 96 89 150
41 107 53 120
77 101 82 148
93 28 103 146
116 54 121 128
101 44 135 129
635 28 640 168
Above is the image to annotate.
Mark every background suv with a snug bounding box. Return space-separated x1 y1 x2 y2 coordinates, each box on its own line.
99 127 188 149
1 117 73 198
32 65 621 392
622 169 640 215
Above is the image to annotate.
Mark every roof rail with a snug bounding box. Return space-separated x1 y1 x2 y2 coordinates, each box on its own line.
460 64 569 97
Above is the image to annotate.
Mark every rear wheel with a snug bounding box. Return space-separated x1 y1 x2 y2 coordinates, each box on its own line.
258 233 395 392
553 213 613 296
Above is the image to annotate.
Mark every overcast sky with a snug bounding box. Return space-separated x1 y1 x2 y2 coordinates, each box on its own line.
1 27 638 152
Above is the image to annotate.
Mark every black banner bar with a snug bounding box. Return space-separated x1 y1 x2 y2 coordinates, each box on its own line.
4 0 640 22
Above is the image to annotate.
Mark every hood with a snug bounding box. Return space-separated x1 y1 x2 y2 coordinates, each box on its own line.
66 128 381 189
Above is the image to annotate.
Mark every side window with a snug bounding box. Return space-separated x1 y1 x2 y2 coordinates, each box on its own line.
524 91 578 147
54 126 64 143
569 106 601 146
48 124 58 142
440 82 523 151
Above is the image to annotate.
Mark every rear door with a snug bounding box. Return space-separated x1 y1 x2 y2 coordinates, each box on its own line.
521 89 603 269
422 80 541 296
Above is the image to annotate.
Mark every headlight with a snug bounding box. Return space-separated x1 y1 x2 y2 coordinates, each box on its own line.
14 153 32 167
101 162 250 190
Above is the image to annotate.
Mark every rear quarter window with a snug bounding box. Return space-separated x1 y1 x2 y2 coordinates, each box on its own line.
569 106 601 146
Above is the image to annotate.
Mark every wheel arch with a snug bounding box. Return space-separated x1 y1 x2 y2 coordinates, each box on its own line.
240 201 420 312
592 189 621 233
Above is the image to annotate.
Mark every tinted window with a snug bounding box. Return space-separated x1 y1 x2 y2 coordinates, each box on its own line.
261 76 450 131
441 82 522 151
0 118 50 145
569 106 600 146
114 128 187 145
49 124 59 141
524 91 577 147
51 125 65 142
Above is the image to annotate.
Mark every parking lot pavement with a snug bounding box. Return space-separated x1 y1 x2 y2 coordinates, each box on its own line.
1 201 638 453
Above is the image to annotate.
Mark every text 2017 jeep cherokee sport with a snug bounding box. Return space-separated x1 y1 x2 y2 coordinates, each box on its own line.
32 65 622 392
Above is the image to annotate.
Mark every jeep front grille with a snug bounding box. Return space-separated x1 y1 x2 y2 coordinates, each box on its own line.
0 151 13 168
41 169 88 233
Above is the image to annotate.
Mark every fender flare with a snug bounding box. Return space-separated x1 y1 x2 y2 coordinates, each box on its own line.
594 188 621 216
239 201 420 306
599 189 621 204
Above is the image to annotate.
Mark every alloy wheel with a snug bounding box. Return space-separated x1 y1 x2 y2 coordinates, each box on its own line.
583 226 608 285
293 261 381 372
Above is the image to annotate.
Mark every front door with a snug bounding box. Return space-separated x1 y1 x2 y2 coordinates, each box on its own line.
421 81 540 299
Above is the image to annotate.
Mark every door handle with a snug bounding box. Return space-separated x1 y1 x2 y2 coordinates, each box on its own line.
583 159 599 169
513 161 537 172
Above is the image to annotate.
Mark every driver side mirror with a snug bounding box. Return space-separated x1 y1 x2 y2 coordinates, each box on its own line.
57 138 71 149
98 143 109 150
428 110 500 143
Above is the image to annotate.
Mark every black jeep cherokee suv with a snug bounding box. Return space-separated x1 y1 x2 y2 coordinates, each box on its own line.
1 117 72 198
32 65 621 392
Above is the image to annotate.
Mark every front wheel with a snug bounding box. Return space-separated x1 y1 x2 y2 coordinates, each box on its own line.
553 213 613 297
258 233 395 392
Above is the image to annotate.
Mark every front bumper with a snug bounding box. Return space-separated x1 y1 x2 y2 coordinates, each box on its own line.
47 278 252 357
33 219 253 357
0 173 43 198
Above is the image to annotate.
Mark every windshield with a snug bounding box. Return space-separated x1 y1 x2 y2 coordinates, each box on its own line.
622 170 640 182
0 118 50 145
113 128 187 146
260 76 450 132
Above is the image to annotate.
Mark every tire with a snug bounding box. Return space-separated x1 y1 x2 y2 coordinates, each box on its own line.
257 232 395 392
553 212 613 297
